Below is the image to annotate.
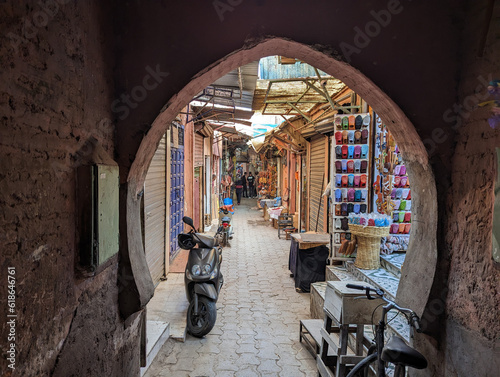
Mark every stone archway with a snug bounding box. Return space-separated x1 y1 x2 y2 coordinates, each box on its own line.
126 37 437 319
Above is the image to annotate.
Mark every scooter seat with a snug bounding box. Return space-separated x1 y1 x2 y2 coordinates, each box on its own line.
381 336 427 369
221 216 231 222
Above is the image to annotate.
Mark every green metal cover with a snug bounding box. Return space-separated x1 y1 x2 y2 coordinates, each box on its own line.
96 164 119 265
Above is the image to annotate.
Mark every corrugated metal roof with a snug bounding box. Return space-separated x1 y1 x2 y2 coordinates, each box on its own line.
259 56 328 80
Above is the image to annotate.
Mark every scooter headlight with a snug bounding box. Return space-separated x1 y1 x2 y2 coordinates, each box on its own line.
191 265 201 276
210 267 218 279
202 264 212 275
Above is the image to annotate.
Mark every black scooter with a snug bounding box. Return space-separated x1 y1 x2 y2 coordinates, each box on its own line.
178 216 224 337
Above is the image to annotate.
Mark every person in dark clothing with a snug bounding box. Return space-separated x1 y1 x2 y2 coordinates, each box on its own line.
247 172 255 198
234 178 243 204
242 172 248 197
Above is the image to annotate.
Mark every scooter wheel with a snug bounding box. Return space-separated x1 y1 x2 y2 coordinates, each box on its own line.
186 296 217 338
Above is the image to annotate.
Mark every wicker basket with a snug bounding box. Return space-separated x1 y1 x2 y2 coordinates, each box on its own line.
349 224 390 269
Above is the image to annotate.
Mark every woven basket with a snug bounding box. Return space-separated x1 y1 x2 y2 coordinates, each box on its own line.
349 224 390 269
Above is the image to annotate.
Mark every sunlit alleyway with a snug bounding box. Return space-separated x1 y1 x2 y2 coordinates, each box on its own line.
144 198 317 377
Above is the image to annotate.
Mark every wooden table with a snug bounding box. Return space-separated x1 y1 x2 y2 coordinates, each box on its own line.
289 233 330 292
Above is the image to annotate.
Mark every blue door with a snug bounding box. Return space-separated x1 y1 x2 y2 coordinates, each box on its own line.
170 125 185 259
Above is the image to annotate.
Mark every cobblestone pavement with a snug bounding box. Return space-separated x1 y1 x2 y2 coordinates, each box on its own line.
144 198 317 377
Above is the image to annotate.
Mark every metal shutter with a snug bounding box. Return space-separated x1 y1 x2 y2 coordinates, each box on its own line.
144 135 166 285
309 134 327 232
194 133 204 167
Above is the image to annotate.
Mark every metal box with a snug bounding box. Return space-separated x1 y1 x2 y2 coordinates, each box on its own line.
324 280 384 324
76 164 119 272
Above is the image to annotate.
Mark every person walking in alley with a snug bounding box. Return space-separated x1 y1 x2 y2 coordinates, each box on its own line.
234 177 243 204
247 172 255 198
242 172 248 198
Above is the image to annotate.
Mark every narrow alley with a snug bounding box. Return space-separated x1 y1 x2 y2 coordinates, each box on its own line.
144 198 317 377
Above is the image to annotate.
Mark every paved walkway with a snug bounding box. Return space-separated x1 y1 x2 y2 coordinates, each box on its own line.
144 198 317 377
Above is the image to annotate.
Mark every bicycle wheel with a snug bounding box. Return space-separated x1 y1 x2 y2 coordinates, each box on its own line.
346 353 377 377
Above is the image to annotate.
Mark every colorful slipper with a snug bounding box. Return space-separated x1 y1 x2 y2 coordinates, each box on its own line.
334 232 340 244
342 145 348 158
363 114 371 128
341 202 348 216
335 189 342 202
342 116 349 130
360 174 367 188
394 165 401 175
342 188 348 201
399 200 406 210
404 223 412 234
336 175 342 187
335 204 341 216
361 160 368 173
348 188 355 202
348 115 355 130
336 145 342 159
360 204 367 213
396 188 403 199
335 218 341 229
336 161 342 173
391 188 397 200
406 200 411 211
348 174 354 187
348 145 354 158
398 223 406 233
342 130 348 144
354 130 362 144
398 211 405 223
335 117 342 130
354 189 362 202
391 223 399 234
400 176 408 188
361 129 368 144
342 160 347 172
341 217 349 231
361 189 367 201
354 160 361 173
393 200 401 210
394 176 401 188
400 165 406 175
354 145 361 158
354 175 360 187
355 115 363 129
407 190 411 200
404 212 411 222
402 189 410 200
361 145 369 158
347 160 354 173
341 175 348 187
347 203 354 214
335 131 342 144
348 131 355 144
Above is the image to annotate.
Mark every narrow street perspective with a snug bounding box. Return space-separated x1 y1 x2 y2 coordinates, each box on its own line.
144 198 317 377
1 2 499 377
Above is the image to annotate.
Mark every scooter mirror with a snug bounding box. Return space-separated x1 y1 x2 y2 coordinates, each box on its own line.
183 216 195 228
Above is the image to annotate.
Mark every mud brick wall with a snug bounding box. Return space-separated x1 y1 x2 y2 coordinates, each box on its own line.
0 2 140 376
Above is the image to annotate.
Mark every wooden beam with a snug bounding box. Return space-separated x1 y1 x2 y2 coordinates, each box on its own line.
288 102 312 122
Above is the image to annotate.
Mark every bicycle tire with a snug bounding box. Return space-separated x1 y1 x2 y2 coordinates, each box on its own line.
346 352 377 377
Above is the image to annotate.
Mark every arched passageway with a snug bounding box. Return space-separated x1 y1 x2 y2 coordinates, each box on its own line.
126 38 437 323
